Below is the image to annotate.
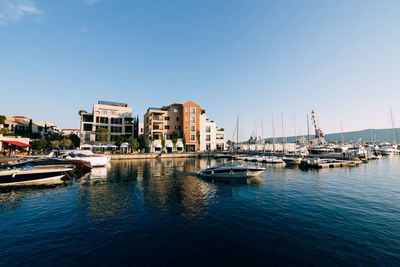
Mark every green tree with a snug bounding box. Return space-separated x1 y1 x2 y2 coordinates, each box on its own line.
128 137 140 150
0 115 5 125
0 128 8 135
28 119 33 136
32 137 47 151
161 139 166 151
138 134 146 149
115 135 127 147
171 130 181 151
95 127 109 142
68 134 80 148
78 110 87 116
196 130 200 146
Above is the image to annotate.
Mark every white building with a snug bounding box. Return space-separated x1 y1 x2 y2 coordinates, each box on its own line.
199 112 225 152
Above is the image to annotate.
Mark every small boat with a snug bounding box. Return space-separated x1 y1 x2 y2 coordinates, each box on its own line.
282 156 302 166
0 163 74 186
379 145 399 156
197 162 265 178
262 157 284 164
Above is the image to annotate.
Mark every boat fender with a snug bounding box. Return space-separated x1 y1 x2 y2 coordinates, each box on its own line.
211 170 214 175
12 172 16 178
230 169 233 176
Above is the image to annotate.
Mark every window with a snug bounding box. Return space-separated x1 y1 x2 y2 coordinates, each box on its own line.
176 117 179 121
206 135 211 141
96 125 108 130
190 116 195 123
111 126 122 133
173 108 178 113
175 126 181 130
83 115 93 122
111 111 116 115
83 124 93 131
165 134 171 140
84 134 91 142
190 126 195 132
96 117 109 124
153 125 162 130
111 118 122 124
125 126 133 133
190 134 195 141
124 112 131 117
190 107 196 115
185 125 188 130
165 116 170 121
110 135 119 141
185 116 188 121
185 107 188 112
165 125 170 130
206 126 211 133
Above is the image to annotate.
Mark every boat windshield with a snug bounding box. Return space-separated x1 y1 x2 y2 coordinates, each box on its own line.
222 162 241 167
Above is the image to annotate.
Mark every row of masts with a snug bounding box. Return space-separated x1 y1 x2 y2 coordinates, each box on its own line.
232 108 400 149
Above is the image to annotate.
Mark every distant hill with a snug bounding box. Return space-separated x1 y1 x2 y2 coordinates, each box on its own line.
261 128 400 144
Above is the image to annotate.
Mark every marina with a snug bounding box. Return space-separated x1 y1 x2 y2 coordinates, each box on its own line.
1 157 400 265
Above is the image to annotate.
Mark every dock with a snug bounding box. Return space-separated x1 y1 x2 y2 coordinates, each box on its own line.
299 158 362 169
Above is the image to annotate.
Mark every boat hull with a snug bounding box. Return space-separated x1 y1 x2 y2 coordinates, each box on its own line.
0 169 71 186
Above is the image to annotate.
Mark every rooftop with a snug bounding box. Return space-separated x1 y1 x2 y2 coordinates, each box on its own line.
98 100 128 107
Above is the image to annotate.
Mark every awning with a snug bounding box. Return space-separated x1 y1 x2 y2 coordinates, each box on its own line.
154 143 162 148
177 143 183 148
1 140 31 147
166 143 173 148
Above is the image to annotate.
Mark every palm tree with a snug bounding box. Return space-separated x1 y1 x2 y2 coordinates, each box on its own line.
61 139 72 149
50 140 60 150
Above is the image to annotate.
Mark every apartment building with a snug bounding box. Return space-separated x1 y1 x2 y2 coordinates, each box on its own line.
199 112 225 152
80 100 138 144
144 103 184 152
144 101 224 153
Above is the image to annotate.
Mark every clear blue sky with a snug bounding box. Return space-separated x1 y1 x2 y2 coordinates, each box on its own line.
2 0 400 141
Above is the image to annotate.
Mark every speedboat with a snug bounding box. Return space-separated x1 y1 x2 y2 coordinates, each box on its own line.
0 163 74 186
197 162 265 178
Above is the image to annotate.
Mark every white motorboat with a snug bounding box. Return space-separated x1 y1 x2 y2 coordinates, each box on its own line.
0 164 74 186
197 162 265 178
65 152 109 167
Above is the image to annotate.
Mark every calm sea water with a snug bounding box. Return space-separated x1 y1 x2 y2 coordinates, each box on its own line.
1 157 400 266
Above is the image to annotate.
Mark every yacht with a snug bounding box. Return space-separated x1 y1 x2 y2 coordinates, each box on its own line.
197 162 265 178
379 145 399 155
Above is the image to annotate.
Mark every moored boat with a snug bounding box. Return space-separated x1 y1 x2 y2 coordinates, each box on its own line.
197 162 265 178
0 164 74 186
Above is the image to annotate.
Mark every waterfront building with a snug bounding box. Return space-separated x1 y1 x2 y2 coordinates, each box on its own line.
61 129 80 136
0 134 30 151
0 115 60 137
144 101 224 153
79 101 138 144
199 112 225 152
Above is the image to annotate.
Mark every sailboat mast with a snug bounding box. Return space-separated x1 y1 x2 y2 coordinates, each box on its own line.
237 115 239 153
281 112 285 154
272 114 276 152
390 106 396 144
